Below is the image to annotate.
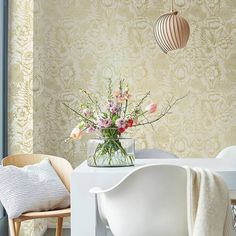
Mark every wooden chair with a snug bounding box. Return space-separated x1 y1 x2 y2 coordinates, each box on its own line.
2 154 73 236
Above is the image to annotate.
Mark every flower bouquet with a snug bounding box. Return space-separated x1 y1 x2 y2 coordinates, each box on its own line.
64 79 186 167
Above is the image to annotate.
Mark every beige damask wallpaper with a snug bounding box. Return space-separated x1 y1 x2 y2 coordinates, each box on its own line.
33 0 236 164
8 0 47 235
8 0 236 235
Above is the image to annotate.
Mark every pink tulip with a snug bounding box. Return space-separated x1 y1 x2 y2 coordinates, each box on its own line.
70 128 83 140
146 103 157 113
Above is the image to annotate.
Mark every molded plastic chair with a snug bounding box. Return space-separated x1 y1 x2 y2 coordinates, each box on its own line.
135 148 178 159
2 154 73 236
216 146 236 160
216 146 236 205
91 165 188 236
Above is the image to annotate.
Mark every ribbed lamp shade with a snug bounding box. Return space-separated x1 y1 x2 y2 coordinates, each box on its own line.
154 11 190 54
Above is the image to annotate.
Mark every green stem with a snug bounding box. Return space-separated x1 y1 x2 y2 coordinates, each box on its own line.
123 99 128 117
132 93 188 127
130 91 150 117
63 103 97 126
80 88 102 113
111 139 127 156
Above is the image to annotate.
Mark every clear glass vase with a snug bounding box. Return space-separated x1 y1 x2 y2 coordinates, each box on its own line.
87 138 135 167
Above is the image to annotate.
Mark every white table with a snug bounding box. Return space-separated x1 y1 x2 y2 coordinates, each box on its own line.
71 158 236 236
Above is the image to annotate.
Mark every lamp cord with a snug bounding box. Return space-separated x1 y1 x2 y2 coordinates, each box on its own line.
171 0 174 12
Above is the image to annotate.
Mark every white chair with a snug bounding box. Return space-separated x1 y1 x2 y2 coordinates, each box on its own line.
91 165 188 236
135 148 178 159
216 146 236 160
216 146 236 230
216 146 236 205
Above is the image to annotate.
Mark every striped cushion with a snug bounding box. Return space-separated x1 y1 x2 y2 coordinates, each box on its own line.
0 159 70 219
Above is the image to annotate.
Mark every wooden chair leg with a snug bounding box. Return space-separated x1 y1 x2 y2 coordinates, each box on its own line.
8 219 16 236
55 217 63 236
15 221 21 236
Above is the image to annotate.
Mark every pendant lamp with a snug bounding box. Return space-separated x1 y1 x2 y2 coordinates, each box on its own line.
153 0 190 54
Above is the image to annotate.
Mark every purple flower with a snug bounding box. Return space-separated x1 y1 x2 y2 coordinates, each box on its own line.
97 118 104 128
103 118 112 128
97 118 112 129
107 101 119 114
110 106 119 114
107 101 114 109
82 108 91 117
115 118 126 128
86 126 96 133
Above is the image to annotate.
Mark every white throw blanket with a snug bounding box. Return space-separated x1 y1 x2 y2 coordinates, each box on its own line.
185 167 233 236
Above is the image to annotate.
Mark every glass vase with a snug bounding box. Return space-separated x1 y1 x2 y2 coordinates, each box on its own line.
87 138 135 167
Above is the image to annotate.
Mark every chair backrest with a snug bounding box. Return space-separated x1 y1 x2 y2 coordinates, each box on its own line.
135 148 178 159
216 146 236 159
95 165 188 236
2 154 73 192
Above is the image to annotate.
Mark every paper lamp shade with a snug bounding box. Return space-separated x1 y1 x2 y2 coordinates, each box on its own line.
153 11 190 54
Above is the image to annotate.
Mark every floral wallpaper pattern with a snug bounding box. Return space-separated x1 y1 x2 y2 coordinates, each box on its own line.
8 0 47 235
34 0 236 164
8 0 33 154
8 0 236 235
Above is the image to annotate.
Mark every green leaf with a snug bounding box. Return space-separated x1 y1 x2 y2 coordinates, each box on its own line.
112 115 119 123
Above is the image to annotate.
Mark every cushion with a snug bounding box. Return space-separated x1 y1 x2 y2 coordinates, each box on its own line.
0 159 70 219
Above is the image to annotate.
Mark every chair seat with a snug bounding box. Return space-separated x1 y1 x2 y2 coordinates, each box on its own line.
15 208 71 221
